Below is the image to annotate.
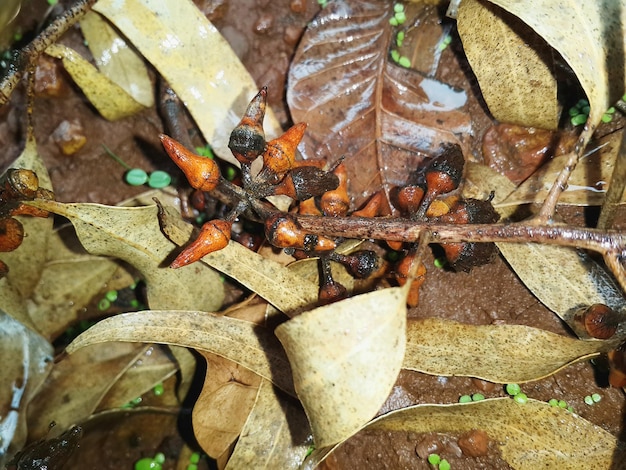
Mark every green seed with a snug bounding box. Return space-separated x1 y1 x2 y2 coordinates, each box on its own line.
568 106 580 117
567 406 574 412
570 114 587 126
389 17 399 26
506 383 521 396
130 299 140 308
606 106 616 114
186 465 198 470
148 170 172 188
134 457 159 470
459 395 472 403
558 400 567 408
195 145 214 158
434 257 447 268
225 166 237 181
601 113 613 123
577 98 589 107
125 168 149 186
513 393 528 404
390 49 400 63
427 453 441 465
398 56 411 68
394 3 404 13
548 398 558 407
439 459 451 470
98 298 111 311
582 105 590 114
154 453 165 464
395 11 407 24
584 395 593 405
592 393 601 403
105 290 118 302
472 393 485 401
153 383 164 396
190 452 200 464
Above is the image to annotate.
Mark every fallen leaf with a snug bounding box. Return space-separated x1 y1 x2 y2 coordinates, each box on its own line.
487 0 626 130
65 310 295 396
93 0 282 166
27 201 224 312
275 287 407 447
457 0 559 129
226 378 312 470
288 0 471 210
498 132 622 207
0 311 53 466
404 318 613 383
45 43 145 120
193 351 261 459
79 11 154 107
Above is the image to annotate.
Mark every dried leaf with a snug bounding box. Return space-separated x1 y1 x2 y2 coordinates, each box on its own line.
226 378 312 470
364 399 626 470
288 0 471 210
79 11 154 108
157 204 319 316
275 287 407 447
498 132 622 206
45 43 145 121
93 0 282 166
487 0 626 130
404 318 612 383
27 201 224 312
0 311 53 466
193 352 261 459
457 0 559 129
65 310 295 396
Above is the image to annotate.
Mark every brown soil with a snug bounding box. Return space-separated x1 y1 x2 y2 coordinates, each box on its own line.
2 1 625 469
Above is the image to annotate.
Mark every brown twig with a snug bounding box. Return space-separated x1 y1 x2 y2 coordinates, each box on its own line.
0 0 98 107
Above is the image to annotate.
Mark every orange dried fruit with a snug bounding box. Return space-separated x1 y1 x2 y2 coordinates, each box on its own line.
260 122 307 182
271 166 339 200
395 253 427 307
352 191 384 218
320 162 349 217
228 87 267 165
170 219 232 268
265 212 335 251
575 304 621 340
0 217 25 252
160 134 221 192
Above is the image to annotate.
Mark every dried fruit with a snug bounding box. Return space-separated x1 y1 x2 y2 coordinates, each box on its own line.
228 87 267 165
329 250 382 279
271 166 339 200
170 219 232 268
575 304 621 340
608 342 626 387
298 197 322 216
458 430 489 457
320 162 350 217
395 252 427 307
264 212 335 251
0 217 24 252
318 256 348 304
160 134 221 192
1 168 40 201
391 185 424 216
260 122 307 183
352 191 384 218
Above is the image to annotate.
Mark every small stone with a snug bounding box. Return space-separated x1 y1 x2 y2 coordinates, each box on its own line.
472 378 497 392
458 429 489 457
283 25 301 46
51 119 87 155
415 434 443 459
34 55 67 97
290 0 307 13
253 13 274 34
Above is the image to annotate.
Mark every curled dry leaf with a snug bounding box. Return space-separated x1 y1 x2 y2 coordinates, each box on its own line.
226 378 312 470
457 0 559 129
193 351 262 459
404 318 614 383
79 11 154 108
93 0 282 166
27 200 224 312
488 0 626 130
275 287 407 448
157 203 319 316
288 0 471 211
45 44 145 121
0 311 53 466
65 310 295 396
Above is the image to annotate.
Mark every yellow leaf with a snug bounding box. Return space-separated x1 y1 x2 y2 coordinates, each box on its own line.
275 287 407 447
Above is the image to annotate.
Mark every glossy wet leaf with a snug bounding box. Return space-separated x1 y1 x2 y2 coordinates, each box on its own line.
488 0 626 131
66 310 295 396
457 0 558 129
193 351 261 458
498 132 622 207
288 0 471 210
79 11 154 108
404 318 613 383
226 378 312 470
275 287 407 447
28 200 224 312
45 43 145 121
93 0 282 166
359 399 624 470
0 311 53 466
158 204 319 316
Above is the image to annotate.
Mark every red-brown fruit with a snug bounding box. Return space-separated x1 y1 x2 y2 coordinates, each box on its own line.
264 213 335 251
170 219 232 268
160 135 221 192
320 163 349 217
228 87 267 165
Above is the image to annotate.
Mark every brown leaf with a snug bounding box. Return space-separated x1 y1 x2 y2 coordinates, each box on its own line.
457 0 559 129
275 287 407 447
288 0 471 210
226 378 312 470
65 310 295 396
404 318 613 383
193 352 262 459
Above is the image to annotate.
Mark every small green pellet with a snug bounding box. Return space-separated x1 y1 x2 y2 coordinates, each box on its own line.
434 257 447 268
225 166 237 181
390 49 401 63
513 393 528 404
134 457 160 470
393 3 404 13
567 406 574 412
389 17 399 26
427 453 441 465
395 11 407 24
130 299 140 308
592 393 601 403
568 106 580 117
398 56 411 68
601 113 613 123
105 290 118 302
439 459 451 470
548 398 558 407
571 114 587 126
125 168 149 186
558 400 568 408
584 395 593 405
459 395 472 403
148 171 172 189
189 452 200 464
505 383 521 396
472 393 485 401
186 465 198 470
153 383 164 396
154 453 165 464
98 298 111 311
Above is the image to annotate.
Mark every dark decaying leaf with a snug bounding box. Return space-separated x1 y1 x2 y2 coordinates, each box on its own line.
288 0 471 211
